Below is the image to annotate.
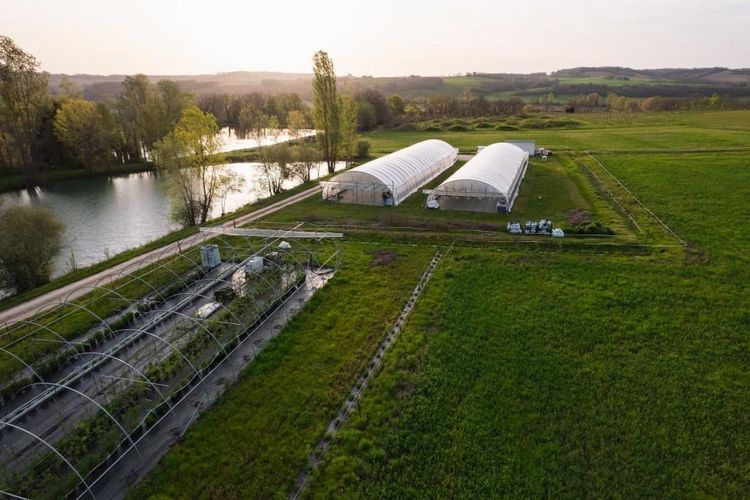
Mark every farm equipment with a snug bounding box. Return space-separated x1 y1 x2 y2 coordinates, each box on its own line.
506 220 523 234
524 219 552 234
508 218 564 237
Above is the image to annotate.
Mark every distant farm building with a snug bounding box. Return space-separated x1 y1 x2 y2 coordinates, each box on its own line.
478 140 536 156
425 143 529 213
321 139 457 206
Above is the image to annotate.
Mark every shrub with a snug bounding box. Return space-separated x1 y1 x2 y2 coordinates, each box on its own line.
421 125 442 132
0 206 64 292
393 122 416 131
544 118 581 128
356 139 371 159
519 118 546 129
446 124 470 132
566 220 614 235
567 209 592 226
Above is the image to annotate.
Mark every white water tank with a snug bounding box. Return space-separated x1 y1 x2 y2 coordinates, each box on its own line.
245 255 264 275
200 245 221 269
196 302 221 319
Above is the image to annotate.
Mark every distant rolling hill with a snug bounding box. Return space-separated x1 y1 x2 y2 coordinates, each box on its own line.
48 71 314 101
49 67 750 102
551 66 750 84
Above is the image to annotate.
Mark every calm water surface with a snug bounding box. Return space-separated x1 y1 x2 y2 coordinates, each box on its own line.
0 160 338 278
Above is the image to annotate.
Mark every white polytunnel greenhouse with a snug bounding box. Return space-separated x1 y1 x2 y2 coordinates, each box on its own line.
425 142 529 213
320 139 458 206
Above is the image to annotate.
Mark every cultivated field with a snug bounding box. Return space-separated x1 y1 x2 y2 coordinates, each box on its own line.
127 243 437 498
308 248 750 497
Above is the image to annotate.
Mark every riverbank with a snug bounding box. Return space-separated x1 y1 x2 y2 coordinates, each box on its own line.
0 162 352 315
0 162 154 194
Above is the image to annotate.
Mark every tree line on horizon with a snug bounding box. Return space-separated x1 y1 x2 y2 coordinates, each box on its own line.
2 34 746 188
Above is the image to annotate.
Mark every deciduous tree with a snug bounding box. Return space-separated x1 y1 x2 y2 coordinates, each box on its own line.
286 109 308 142
0 205 64 292
287 108 318 182
116 76 191 162
259 142 292 197
388 95 405 115
154 106 229 226
290 140 319 183
54 98 116 172
216 169 245 216
338 95 359 163
0 36 51 186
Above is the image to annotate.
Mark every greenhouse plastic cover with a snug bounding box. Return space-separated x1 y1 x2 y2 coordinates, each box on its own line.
431 142 528 200
325 139 457 205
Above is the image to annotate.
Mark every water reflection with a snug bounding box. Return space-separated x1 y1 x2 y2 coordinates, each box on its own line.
219 127 315 152
0 161 342 277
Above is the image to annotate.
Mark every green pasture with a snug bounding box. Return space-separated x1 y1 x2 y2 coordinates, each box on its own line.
303 143 750 497
365 123 750 154
308 247 750 498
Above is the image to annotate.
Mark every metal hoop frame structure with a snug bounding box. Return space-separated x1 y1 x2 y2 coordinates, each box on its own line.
0 225 341 498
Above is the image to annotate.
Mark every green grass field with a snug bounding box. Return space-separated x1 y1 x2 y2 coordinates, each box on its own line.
367 126 750 154
260 156 621 239
369 110 750 154
304 147 750 498
75 110 750 498
127 243 436 498
307 250 750 498
596 152 750 263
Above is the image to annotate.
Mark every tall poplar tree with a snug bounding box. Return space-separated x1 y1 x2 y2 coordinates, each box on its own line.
311 50 339 174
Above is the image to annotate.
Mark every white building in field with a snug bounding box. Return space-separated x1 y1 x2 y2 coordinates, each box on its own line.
426 142 529 213
479 140 536 156
320 139 457 206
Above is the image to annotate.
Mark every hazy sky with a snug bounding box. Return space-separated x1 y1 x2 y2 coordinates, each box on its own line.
3 0 749 76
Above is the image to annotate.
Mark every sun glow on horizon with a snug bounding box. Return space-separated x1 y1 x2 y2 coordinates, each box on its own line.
2 0 749 76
